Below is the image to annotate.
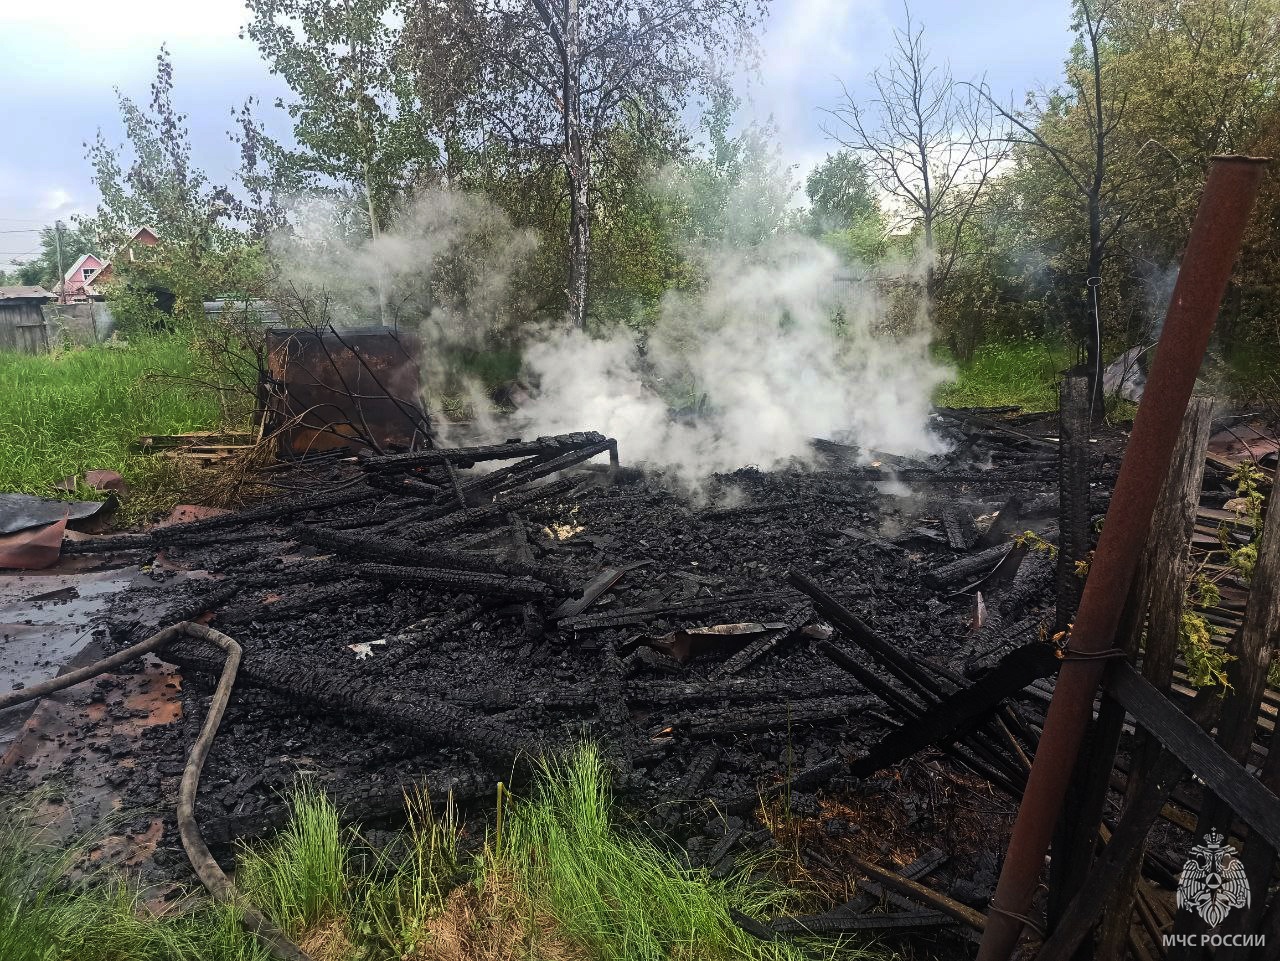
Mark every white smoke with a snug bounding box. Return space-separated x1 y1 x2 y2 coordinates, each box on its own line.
268 189 952 486
511 234 951 491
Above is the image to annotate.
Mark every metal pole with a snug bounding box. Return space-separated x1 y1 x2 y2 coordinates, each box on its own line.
976 155 1268 961
54 220 65 304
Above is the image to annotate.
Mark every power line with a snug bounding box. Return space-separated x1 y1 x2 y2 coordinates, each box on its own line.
0 228 42 234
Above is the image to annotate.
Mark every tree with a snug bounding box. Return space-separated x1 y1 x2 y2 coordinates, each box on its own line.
805 150 879 233
824 3 1006 309
1107 0 1280 266
673 87 797 250
241 0 440 242
405 0 768 328
82 48 263 327
84 47 239 254
804 150 885 262
977 0 1146 417
8 224 98 291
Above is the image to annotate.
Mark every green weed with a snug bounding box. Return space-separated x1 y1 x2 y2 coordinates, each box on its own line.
0 799 266 961
1 749 886 961
237 780 351 941
0 335 226 497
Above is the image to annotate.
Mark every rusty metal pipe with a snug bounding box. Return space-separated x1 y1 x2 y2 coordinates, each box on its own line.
976 155 1268 961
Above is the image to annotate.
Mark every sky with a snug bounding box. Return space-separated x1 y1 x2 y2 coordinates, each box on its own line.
0 0 1074 273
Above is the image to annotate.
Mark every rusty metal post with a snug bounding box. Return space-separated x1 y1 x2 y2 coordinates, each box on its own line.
976 155 1268 961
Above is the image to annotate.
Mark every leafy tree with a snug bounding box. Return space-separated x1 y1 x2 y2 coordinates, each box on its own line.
241 0 440 240
804 150 885 263
7 225 99 291
670 87 798 249
83 47 239 254
82 48 263 328
1110 0 1280 246
405 0 769 329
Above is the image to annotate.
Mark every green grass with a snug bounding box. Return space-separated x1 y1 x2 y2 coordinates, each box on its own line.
237 780 351 939
0 798 267 961
495 746 846 961
2 747 874 961
0 335 226 498
933 339 1072 412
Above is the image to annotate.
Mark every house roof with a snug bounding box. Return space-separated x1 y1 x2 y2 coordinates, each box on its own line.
130 226 159 242
0 286 54 302
63 253 103 282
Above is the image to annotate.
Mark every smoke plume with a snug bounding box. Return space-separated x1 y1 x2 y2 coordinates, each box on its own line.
511 235 951 491
269 189 951 489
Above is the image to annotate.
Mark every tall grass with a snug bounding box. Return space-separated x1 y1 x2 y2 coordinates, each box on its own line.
0 335 226 496
494 746 858 961
237 780 350 938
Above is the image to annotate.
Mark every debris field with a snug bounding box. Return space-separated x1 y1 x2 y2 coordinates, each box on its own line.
7 411 1115 942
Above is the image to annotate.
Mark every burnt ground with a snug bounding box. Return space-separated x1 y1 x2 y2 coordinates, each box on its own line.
0 409 1130 956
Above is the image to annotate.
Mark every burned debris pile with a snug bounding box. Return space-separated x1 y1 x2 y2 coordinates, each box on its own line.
56 415 1082 932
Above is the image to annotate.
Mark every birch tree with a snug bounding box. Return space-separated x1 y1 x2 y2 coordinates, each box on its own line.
405 0 767 328
242 0 439 240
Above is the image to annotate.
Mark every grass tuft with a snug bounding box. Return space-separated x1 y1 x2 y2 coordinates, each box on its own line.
494 745 854 961
1 749 887 961
237 779 351 944
0 798 267 961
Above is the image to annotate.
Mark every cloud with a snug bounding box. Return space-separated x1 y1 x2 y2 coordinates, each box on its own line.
41 189 75 213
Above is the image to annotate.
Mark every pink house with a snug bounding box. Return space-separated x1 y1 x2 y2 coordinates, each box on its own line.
59 253 106 301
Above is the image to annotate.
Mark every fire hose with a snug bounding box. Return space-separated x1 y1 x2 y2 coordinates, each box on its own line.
0 622 314 961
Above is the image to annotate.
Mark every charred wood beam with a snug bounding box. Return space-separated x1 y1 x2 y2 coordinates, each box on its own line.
365 473 447 499
848 643 1060 778
656 745 720 828
709 605 810 679
353 563 561 601
408 477 575 540
790 570 945 704
976 495 1027 551
152 486 382 540
818 638 1029 796
219 581 380 625
629 673 858 707
199 770 490 846
549 564 640 620
925 544 1017 590
561 590 801 632
291 523 569 588
62 533 155 554
1107 662 1280 851
360 431 608 472
475 438 616 495
161 641 534 764
942 507 980 550
675 695 875 737
849 855 987 932
935 408 1058 451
